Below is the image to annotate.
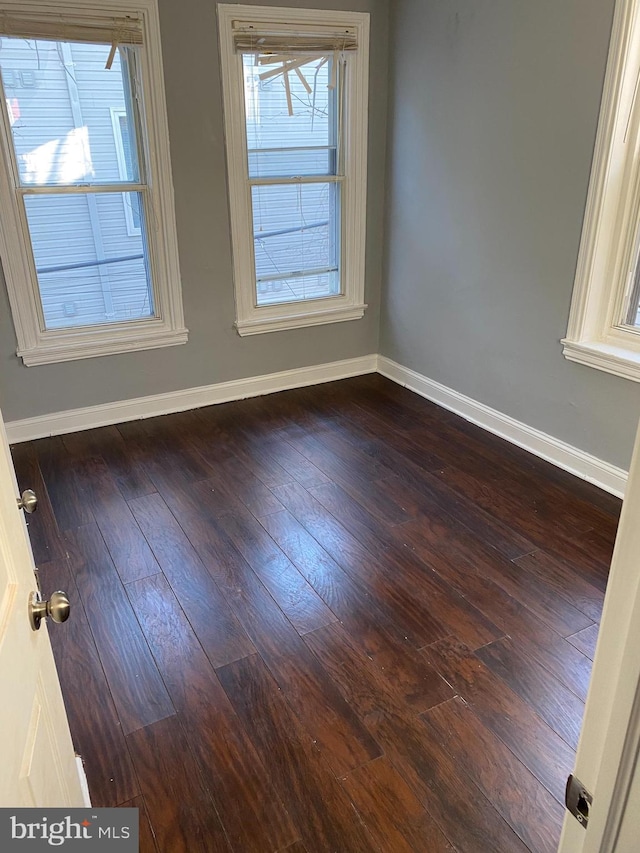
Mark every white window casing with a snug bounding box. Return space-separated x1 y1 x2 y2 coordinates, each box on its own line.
0 0 187 366
563 0 640 381
217 4 369 336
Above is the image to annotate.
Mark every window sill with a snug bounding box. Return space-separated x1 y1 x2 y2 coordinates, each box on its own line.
561 338 640 382
235 302 367 336
18 325 188 366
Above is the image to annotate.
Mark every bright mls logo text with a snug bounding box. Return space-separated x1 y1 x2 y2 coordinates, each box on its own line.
10 815 132 846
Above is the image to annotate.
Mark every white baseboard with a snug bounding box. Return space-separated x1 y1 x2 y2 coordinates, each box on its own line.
378 356 628 498
6 351 628 498
5 354 378 444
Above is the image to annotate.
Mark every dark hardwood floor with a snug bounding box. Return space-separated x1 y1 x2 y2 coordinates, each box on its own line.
11 374 620 852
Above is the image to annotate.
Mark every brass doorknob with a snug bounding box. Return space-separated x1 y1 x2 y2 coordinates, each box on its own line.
17 489 37 513
29 590 70 632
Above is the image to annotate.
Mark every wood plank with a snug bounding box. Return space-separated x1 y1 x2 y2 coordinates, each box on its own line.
257 436 330 488
117 417 215 490
163 505 396 777
260 507 397 630
271 481 452 648
433 465 613 579
244 389 335 432
464 574 594 702
513 550 604 623
423 638 575 803
341 756 455 853
62 425 156 501
402 424 603 537
281 423 411 524
64 524 175 735
336 386 612 562
118 797 158 853
151 486 379 773
304 623 531 853
400 518 594 700
265 496 502 654
567 623 600 661
175 409 274 486
264 643 383 775
193 407 300 489
175 413 285 516
74 455 160 584
202 452 284 517
126 716 231 853
161 484 311 661
362 451 537 561
282 416 394 481
190 514 382 774
296 384 446 477
156 473 239 526
261 510 458 712
397 516 593 638
339 376 615 538
43 557 139 807
128 492 256 668
126 573 298 852
35 436 94 530
217 653 376 853
304 622 451 729
541 532 611 595
221 504 337 635
290 481 506 651
421 697 565 853
10 441 64 563
334 469 590 639
475 638 586 749
310 480 405 550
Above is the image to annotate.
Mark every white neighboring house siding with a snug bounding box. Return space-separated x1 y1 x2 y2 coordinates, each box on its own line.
1 38 145 329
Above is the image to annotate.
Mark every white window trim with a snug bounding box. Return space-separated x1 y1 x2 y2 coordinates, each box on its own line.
110 106 142 237
0 0 187 366
217 4 369 336
563 0 640 382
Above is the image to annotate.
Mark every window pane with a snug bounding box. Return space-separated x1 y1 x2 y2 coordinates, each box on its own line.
248 147 335 178
252 182 340 306
625 289 640 327
0 39 140 186
256 269 340 306
244 54 336 178
625 257 640 328
24 192 153 329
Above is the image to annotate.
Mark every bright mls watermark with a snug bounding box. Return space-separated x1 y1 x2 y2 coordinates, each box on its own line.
0 809 138 850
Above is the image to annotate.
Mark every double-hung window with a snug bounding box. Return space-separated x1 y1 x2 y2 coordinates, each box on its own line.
0 0 186 365
217 5 369 335
563 0 640 381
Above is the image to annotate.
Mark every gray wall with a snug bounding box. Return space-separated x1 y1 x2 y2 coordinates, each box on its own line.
0 0 388 422
381 0 640 471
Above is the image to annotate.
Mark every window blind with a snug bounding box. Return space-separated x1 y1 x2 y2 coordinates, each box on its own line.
233 20 355 103
0 12 142 46
232 20 357 55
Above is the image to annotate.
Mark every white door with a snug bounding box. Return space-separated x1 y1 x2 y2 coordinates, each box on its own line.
558 418 640 852
0 406 85 807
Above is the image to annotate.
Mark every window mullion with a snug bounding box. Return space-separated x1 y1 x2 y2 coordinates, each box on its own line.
248 175 344 186
17 183 147 196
